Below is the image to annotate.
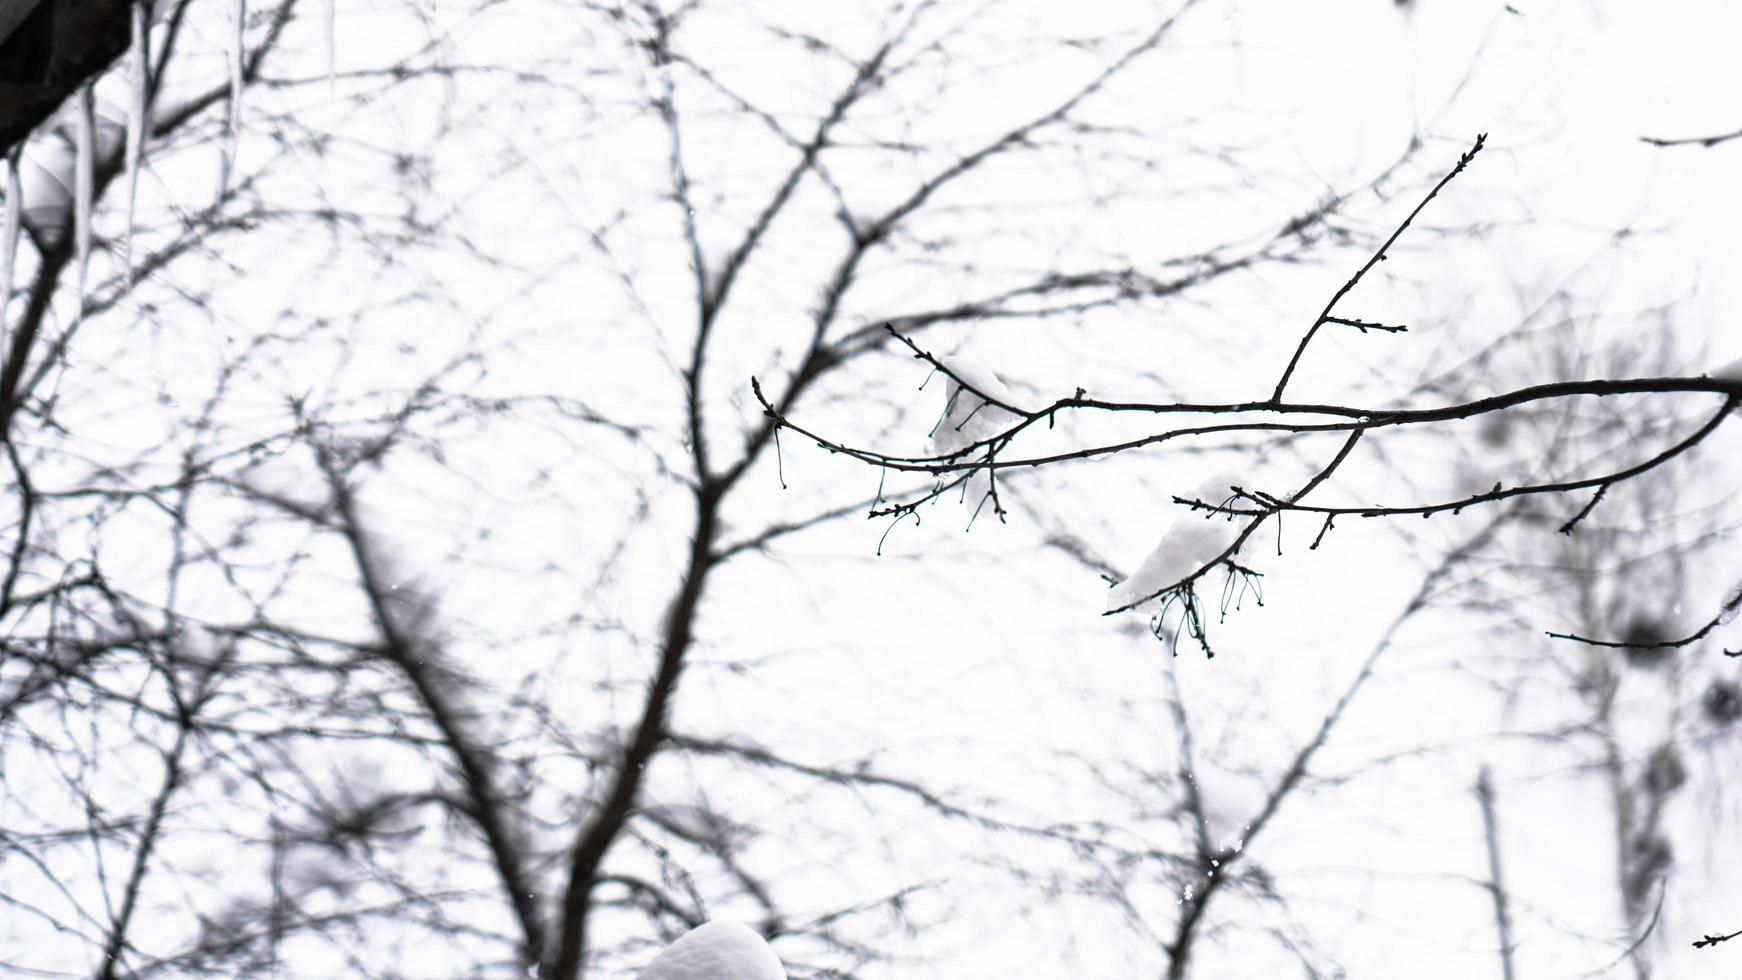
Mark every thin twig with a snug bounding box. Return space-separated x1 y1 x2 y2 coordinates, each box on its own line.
1641 127 1742 149
1270 134 1485 402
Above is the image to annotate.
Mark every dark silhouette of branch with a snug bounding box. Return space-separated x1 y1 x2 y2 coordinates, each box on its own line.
1323 315 1408 334
765 371 1742 478
666 732 1097 846
320 455 550 969
1641 126 1742 149
96 692 202 980
1558 483 1609 534
549 480 721 980
0 437 33 614
1548 581 1742 657
1270 134 1485 403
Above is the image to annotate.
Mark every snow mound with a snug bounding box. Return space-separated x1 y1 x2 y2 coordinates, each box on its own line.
1105 471 1244 613
638 922 786 980
1713 356 1742 384
929 357 1027 514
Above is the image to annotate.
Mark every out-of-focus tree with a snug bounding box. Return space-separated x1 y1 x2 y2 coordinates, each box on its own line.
0 1 1501 977
1435 305 1742 975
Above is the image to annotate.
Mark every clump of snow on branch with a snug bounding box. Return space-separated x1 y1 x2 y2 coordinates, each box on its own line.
1713 355 1742 384
929 356 1026 510
1104 470 1245 614
637 921 786 980
931 357 1026 457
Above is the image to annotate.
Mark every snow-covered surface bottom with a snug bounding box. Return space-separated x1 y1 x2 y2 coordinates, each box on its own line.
637 922 786 980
